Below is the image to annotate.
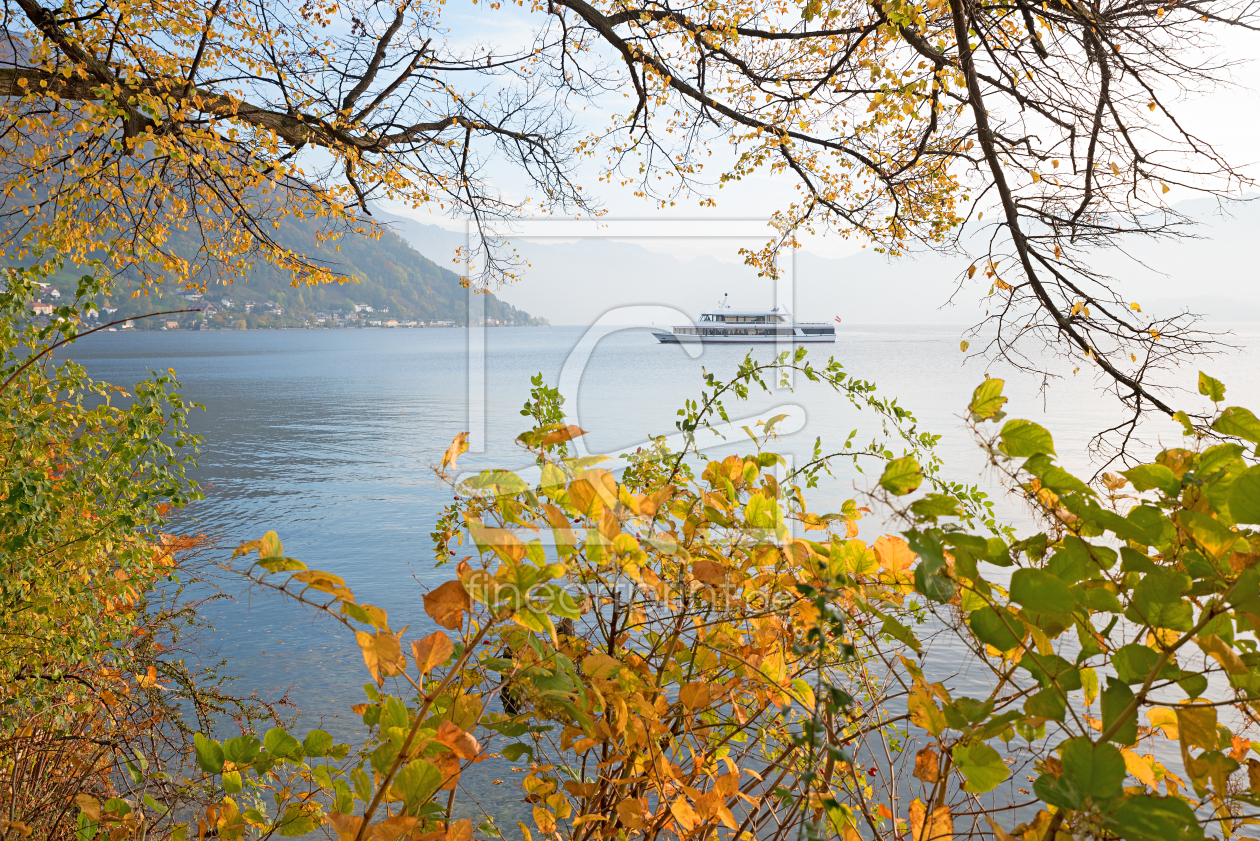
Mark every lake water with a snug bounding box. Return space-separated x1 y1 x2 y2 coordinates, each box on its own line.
66 323 1260 825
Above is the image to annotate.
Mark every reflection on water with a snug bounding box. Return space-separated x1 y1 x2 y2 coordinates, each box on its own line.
65 324 1260 821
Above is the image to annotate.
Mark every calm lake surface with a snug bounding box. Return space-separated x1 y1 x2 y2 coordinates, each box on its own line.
65 323 1260 819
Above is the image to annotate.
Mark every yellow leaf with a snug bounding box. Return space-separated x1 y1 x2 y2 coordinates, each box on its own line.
967 264 977 278
1110 161 1121 176
440 432 470 473
1195 635 1248 675
995 279 1012 290
355 630 407 686
532 807 556 835
1031 171 1041 183
1130 302 1141 312
669 798 701 832
412 631 454 675
1071 301 1083 317
1122 750 1158 787
74 794 101 821
1147 707 1180 740
960 340 970 352
1162 183 1170 193
423 580 471 630
909 798 953 841
1148 101 1157 111
1176 704 1218 752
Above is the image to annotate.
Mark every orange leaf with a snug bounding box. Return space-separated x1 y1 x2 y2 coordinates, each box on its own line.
540 424 587 446
446 818 473 841
412 631 454 675
909 799 953 841
424 580 471 630
873 535 916 573
913 747 940 783
327 813 365 841
691 560 727 586
370 815 419 841
568 479 602 517
679 681 712 710
436 720 482 760
616 800 647 831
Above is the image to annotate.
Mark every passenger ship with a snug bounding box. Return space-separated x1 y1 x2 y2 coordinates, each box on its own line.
652 296 836 344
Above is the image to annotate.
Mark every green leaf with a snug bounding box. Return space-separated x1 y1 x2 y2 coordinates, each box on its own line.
969 378 1007 421
1020 653 1082 691
222 770 242 795
909 493 961 519
908 530 956 603
1121 464 1180 497
1101 679 1137 746
259 530 284 559
1024 687 1065 721
193 733 224 775
395 759 443 808
1198 372 1226 402
879 456 922 496
952 742 1010 793
999 419 1056 457
968 607 1022 652
1113 644 1159 685
222 735 261 766
263 727 301 759
1040 737 1125 808
502 742 534 762
1010 568 1076 615
1104 795 1204 841
1213 406 1260 444
1125 506 1175 549
1229 466 1260 525
276 804 321 838
1125 569 1193 632
879 615 923 654
302 730 334 757
141 794 169 816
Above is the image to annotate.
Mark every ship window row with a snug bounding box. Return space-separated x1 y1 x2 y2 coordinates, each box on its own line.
698 315 786 323
674 327 802 336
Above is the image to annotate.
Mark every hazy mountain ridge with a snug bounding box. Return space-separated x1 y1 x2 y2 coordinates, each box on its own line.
40 215 545 327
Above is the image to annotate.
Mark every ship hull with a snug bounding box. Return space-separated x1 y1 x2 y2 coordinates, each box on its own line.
652 330 835 344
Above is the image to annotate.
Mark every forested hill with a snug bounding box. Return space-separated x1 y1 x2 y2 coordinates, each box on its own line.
42 216 546 329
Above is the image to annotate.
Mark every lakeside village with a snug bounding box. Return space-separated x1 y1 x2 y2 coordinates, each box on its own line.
27 285 526 330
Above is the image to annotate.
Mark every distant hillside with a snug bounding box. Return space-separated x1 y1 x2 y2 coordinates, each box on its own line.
36 215 546 329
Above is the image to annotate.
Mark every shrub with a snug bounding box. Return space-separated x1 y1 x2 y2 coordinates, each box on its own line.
195 359 1260 841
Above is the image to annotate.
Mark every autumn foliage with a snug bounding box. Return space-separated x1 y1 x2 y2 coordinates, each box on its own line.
0 263 276 839
150 353 1260 841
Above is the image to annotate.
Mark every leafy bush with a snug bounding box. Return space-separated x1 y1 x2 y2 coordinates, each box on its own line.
0 263 273 839
194 357 1260 841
